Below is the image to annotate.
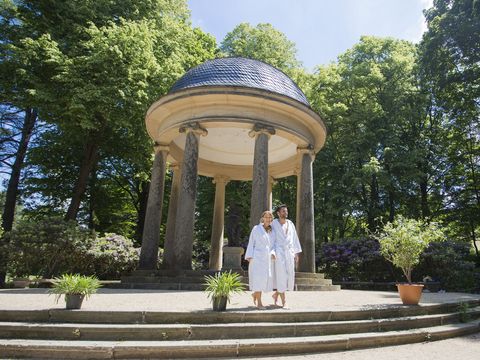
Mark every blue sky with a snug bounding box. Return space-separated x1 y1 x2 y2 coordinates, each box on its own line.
188 0 433 71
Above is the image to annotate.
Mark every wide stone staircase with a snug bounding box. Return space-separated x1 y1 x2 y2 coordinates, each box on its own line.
1 299 479 358
120 270 341 291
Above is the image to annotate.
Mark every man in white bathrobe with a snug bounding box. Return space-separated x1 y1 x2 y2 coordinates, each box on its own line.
271 204 301 308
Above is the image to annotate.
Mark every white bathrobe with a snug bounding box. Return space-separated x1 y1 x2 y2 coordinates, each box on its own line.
245 224 276 292
272 219 302 292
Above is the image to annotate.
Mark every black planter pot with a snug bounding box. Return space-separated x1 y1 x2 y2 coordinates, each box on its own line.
65 294 85 309
212 296 228 311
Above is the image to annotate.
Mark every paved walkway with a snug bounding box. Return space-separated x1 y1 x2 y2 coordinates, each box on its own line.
256 332 480 360
0 288 479 312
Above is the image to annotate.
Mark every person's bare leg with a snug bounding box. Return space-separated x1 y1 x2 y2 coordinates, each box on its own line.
251 292 256 305
255 291 265 309
279 292 287 308
272 291 279 306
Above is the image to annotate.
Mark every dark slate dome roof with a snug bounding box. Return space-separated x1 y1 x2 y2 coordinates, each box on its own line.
170 57 309 106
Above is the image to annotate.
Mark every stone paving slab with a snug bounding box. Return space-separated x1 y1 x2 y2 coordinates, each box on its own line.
0 288 479 312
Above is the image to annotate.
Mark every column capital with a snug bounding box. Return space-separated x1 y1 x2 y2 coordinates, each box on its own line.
212 175 230 185
248 123 276 139
179 122 208 137
153 143 169 153
297 145 316 160
169 162 181 171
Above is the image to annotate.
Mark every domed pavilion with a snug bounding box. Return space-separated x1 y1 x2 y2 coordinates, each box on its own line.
138 57 326 273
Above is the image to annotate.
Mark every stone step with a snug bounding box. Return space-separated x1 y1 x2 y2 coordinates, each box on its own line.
296 284 340 291
1 300 477 324
117 283 337 291
294 272 326 279
121 276 332 286
121 276 211 284
121 283 207 291
1 308 478 341
129 270 325 279
1 320 479 359
131 269 221 277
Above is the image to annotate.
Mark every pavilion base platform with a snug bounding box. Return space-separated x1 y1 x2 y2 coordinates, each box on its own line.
119 270 341 291
0 289 479 359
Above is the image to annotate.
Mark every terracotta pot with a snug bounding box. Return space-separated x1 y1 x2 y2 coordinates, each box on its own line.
65 294 85 309
212 296 228 311
396 283 424 305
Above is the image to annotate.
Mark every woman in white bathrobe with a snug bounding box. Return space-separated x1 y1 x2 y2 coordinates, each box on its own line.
271 204 301 309
245 210 276 309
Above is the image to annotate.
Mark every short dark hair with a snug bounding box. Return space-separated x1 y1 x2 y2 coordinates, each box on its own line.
275 204 288 214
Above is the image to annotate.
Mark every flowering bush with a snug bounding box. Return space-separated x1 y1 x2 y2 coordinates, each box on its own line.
317 237 396 282
87 233 139 279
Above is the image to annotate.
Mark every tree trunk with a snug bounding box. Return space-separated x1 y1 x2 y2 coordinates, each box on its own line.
65 132 100 221
134 180 150 246
0 108 37 287
419 179 430 219
87 165 97 230
1 108 37 231
367 174 380 232
388 189 395 222
471 220 479 264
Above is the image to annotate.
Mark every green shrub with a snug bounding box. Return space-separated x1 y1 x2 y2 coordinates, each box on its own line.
417 240 477 292
3 217 93 278
3 217 140 279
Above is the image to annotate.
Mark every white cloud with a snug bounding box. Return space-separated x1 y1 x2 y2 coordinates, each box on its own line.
406 0 434 42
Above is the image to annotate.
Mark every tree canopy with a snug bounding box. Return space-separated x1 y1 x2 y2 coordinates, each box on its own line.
0 1 478 279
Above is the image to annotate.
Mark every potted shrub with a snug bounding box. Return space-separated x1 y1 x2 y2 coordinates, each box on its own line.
49 274 101 309
377 216 444 305
204 270 245 311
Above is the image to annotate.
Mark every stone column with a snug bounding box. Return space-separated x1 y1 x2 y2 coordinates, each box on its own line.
248 124 275 229
162 163 181 269
173 123 208 270
209 176 229 270
295 167 301 232
297 146 316 273
138 144 169 270
268 176 276 211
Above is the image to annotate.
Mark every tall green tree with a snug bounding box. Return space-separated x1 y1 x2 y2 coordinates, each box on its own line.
3 0 216 223
419 0 480 258
309 37 436 241
220 23 300 72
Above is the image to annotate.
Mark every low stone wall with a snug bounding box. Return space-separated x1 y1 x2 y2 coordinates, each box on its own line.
333 281 442 292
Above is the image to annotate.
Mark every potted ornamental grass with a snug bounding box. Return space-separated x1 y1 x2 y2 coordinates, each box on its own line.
204 270 245 311
49 274 101 309
377 216 445 305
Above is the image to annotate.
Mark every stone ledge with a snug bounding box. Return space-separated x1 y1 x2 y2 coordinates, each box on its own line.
1 320 479 359
0 309 479 341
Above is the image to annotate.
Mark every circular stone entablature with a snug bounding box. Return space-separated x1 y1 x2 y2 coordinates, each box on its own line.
145 57 326 180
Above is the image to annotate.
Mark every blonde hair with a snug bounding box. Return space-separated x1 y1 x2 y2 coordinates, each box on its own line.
260 210 274 223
